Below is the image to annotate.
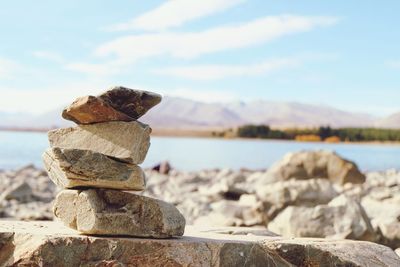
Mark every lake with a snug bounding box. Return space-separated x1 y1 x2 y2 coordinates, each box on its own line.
1 130 400 172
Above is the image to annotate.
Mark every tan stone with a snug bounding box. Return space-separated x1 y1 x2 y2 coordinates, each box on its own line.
62 95 134 124
53 189 186 238
261 150 365 185
48 121 151 164
1 221 399 267
43 147 146 190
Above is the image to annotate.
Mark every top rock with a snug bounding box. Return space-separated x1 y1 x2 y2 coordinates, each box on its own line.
62 86 162 124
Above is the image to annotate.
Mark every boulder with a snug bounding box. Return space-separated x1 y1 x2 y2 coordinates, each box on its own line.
43 147 146 190
48 121 151 164
62 95 134 124
268 195 377 242
53 189 186 238
256 179 338 220
362 193 400 248
62 87 162 124
1 221 399 267
0 181 34 203
261 150 365 185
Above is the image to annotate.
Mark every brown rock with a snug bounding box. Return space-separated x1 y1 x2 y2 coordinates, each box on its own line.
53 189 186 238
1 221 399 267
62 87 162 124
48 121 151 164
99 86 162 120
43 147 146 190
62 95 134 124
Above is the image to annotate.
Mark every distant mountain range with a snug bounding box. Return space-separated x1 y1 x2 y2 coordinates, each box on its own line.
0 96 399 129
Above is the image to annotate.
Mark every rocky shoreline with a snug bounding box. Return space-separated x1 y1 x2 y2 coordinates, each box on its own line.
1 151 400 254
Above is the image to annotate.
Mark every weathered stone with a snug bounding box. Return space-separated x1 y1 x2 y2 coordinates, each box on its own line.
98 86 162 120
0 181 33 203
256 178 338 220
53 189 186 238
62 95 134 124
1 221 399 267
261 150 365 185
264 238 400 267
48 121 151 164
268 195 377 242
43 147 146 190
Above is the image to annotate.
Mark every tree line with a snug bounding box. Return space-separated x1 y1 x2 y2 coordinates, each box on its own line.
215 125 400 142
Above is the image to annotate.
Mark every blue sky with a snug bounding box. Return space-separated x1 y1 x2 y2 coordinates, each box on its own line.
1 0 399 116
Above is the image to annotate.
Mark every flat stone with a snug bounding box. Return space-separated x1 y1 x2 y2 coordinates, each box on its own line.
42 147 145 190
62 95 134 124
53 189 186 238
99 86 162 120
48 121 151 164
1 221 399 267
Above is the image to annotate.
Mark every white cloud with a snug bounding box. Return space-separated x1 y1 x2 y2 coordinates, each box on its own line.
95 15 338 64
106 0 245 32
166 88 240 103
33 51 64 63
153 58 300 80
0 81 106 114
0 58 20 79
64 62 121 76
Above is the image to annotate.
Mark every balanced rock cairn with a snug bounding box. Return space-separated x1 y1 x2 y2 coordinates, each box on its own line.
42 86 186 238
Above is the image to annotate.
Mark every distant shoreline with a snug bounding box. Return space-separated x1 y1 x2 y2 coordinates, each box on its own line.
2 127 400 146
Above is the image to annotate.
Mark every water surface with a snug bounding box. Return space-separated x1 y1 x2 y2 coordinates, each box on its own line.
1 131 399 171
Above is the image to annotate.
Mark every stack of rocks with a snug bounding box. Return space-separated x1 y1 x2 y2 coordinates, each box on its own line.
42 86 185 238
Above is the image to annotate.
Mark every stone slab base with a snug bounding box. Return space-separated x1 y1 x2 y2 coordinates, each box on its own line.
0 221 399 267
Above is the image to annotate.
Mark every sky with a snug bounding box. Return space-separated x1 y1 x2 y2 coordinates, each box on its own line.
1 0 400 116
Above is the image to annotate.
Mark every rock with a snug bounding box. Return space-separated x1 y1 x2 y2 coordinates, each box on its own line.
152 161 171 175
48 121 151 164
268 195 377 242
53 189 186 238
262 150 365 185
62 87 162 124
361 190 400 248
396 248 400 257
0 181 34 203
43 147 146 190
99 86 162 120
264 238 400 267
256 179 338 220
62 95 134 124
1 221 399 267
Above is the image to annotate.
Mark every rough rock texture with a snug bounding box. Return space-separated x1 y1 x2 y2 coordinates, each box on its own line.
269 195 377 242
43 147 146 190
1 221 399 267
48 121 151 164
3 163 400 250
260 150 365 185
0 165 56 220
53 189 186 238
99 86 162 120
256 179 338 221
62 95 134 124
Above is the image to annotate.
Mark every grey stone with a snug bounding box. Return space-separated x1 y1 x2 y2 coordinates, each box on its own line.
53 189 186 238
48 121 151 164
43 147 145 190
